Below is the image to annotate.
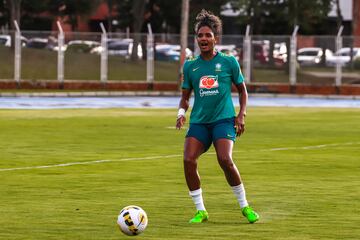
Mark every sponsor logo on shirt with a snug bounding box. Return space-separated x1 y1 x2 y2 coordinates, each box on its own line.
200 89 219 97
199 75 219 97
199 75 218 89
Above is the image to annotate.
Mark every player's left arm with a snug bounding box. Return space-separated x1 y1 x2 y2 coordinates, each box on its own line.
235 82 248 137
230 55 248 137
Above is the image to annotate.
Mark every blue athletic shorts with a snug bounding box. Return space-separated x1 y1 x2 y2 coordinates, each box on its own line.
186 117 236 152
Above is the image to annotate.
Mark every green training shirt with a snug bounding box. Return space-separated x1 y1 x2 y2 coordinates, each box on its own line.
182 52 245 124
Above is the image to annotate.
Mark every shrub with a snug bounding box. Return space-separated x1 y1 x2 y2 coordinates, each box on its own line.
354 58 360 70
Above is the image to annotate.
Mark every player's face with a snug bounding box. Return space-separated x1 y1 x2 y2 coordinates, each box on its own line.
196 26 217 53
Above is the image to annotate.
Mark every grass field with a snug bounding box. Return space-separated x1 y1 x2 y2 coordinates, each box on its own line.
0 107 359 240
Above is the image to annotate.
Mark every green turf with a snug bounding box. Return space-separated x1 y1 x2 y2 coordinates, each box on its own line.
0 107 359 239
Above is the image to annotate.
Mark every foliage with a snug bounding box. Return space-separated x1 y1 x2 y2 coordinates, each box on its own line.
354 58 360 70
0 0 344 35
113 0 132 30
47 0 100 28
229 0 333 35
0 0 9 27
111 0 228 33
1 0 99 30
21 0 49 13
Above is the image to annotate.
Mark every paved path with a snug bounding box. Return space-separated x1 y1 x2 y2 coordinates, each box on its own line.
0 95 359 109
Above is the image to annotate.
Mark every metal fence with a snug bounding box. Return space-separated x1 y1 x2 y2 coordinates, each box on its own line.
1 24 360 86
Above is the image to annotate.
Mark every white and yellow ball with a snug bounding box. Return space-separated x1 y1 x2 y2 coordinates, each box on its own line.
117 205 148 236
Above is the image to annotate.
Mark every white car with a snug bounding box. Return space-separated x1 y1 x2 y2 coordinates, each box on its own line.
0 34 11 47
91 38 142 59
326 47 360 67
65 40 100 53
0 34 28 47
215 44 239 59
26 37 49 49
297 47 333 66
155 44 192 61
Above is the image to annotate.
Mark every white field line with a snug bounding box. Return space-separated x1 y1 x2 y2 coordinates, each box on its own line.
0 142 359 172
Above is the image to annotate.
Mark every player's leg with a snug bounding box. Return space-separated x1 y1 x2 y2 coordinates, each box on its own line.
212 119 259 223
183 136 205 191
184 124 211 223
213 138 259 223
213 138 241 186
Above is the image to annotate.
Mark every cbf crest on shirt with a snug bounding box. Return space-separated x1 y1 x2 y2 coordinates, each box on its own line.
182 52 245 124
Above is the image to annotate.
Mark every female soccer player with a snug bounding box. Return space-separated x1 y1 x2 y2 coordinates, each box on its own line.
176 9 259 224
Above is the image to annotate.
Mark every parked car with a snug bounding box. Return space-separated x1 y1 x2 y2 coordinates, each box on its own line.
238 40 270 65
155 44 192 61
91 38 142 59
297 47 333 66
66 40 100 53
326 47 360 67
0 34 28 47
253 40 270 64
215 44 239 59
26 38 49 49
0 34 11 47
273 42 287 66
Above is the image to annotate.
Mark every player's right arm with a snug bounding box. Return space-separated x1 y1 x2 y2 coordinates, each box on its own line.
176 60 192 130
176 89 191 129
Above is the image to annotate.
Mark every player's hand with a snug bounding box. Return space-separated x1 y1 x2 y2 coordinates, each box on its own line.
176 116 186 130
235 114 245 137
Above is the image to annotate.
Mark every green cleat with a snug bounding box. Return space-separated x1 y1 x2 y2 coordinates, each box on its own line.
242 206 260 223
189 210 209 223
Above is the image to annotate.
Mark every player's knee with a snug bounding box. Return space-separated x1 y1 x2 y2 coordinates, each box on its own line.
183 154 198 166
218 156 235 170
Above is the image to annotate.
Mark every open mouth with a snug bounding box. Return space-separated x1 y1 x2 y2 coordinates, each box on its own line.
200 42 209 49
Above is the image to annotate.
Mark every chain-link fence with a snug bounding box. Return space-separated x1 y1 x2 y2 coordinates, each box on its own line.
1 30 359 85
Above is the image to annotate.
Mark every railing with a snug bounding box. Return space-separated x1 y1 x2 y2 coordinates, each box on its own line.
1 26 360 86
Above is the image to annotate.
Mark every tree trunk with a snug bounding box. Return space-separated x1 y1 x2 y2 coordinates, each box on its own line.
107 0 113 32
131 0 146 61
9 0 21 30
179 0 189 87
268 37 275 68
8 0 21 49
335 0 343 29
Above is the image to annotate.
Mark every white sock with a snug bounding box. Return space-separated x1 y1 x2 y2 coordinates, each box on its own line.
231 184 249 208
189 188 206 211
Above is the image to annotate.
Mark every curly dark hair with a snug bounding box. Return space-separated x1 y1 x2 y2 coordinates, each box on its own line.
194 9 222 36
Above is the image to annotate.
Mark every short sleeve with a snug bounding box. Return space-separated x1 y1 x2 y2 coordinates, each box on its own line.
181 60 192 89
230 56 245 85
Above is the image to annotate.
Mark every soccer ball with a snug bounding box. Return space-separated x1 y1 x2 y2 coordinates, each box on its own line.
117 205 148 236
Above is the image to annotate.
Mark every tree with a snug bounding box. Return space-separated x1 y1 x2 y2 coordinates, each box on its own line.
21 0 53 30
111 0 133 32
7 0 21 30
47 0 99 30
155 0 228 33
5 0 21 49
230 0 333 35
334 0 343 29
0 0 10 28
288 0 332 34
1 0 100 31
179 0 189 86
130 0 146 61
111 0 228 35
